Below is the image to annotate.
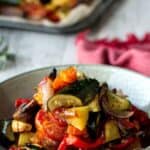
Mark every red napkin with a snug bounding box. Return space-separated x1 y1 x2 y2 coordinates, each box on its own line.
76 31 150 76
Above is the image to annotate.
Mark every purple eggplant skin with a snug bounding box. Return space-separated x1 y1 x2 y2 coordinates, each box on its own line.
49 68 57 81
87 111 102 139
13 100 40 123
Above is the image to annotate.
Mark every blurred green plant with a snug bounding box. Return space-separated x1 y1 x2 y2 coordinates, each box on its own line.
0 36 15 70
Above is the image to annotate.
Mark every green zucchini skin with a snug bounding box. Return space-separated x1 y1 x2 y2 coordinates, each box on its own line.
107 92 131 111
58 78 100 104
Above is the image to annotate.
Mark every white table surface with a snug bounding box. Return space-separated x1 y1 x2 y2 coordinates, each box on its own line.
0 0 150 82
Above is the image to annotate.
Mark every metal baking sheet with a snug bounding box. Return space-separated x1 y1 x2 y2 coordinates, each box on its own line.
0 0 116 34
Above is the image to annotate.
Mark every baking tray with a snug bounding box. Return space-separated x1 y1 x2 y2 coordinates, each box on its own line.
0 0 116 34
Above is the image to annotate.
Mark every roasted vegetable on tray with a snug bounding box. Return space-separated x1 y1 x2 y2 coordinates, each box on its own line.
0 0 21 5
0 0 95 23
1 66 150 150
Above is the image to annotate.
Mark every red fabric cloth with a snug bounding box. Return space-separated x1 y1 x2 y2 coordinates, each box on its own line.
76 32 150 76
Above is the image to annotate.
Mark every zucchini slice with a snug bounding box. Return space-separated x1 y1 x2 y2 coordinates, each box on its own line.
107 92 131 111
58 78 99 104
105 120 120 143
18 132 34 146
88 95 101 112
101 91 133 118
47 94 82 111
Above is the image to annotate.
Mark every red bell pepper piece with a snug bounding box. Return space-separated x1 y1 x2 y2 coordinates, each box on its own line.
132 106 150 126
15 98 30 108
58 134 104 150
47 11 60 23
9 146 21 150
119 119 137 129
111 137 136 150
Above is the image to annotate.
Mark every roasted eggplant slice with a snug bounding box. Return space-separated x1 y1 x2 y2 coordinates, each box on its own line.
58 78 99 104
24 144 45 150
49 68 57 81
87 111 101 139
0 119 15 148
13 100 40 123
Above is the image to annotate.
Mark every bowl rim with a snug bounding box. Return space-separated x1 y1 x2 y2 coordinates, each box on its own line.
0 64 149 86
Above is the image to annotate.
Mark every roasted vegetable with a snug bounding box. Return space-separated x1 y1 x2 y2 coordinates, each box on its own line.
102 98 134 118
104 120 120 143
13 100 40 123
67 125 86 136
87 111 101 139
34 77 54 108
65 106 89 130
15 98 30 109
88 95 100 112
100 89 134 118
99 83 109 101
99 83 131 111
49 68 57 80
2 67 150 150
45 0 77 10
110 137 140 150
0 120 15 148
58 78 99 104
47 94 82 111
0 0 21 5
25 144 44 150
35 109 67 142
102 102 134 119
40 0 51 5
58 134 104 150
52 66 77 91
18 132 34 146
12 120 32 132
139 127 150 148
0 5 23 17
107 92 131 111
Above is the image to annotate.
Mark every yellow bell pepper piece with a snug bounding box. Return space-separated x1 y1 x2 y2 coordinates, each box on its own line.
66 106 89 131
